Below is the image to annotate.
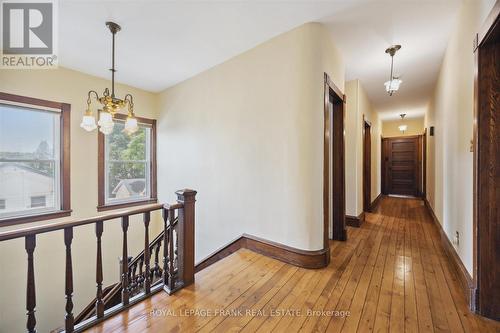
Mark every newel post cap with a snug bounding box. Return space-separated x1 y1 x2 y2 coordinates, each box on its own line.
176 189 197 203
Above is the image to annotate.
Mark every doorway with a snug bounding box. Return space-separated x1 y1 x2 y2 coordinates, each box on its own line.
473 2 499 320
323 73 346 251
363 117 371 212
381 135 422 197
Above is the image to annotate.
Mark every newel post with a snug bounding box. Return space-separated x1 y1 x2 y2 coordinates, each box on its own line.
176 189 197 287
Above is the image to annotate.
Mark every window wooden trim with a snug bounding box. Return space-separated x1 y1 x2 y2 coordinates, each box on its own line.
0 92 72 227
97 113 157 212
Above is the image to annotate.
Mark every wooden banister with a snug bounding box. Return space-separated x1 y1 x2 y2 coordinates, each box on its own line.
0 189 197 333
0 203 164 242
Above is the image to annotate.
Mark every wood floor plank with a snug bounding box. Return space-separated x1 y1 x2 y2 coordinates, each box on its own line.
87 197 500 333
389 214 406 333
404 202 419 333
325 213 389 332
311 220 378 332
207 264 299 332
409 204 434 333
279 226 366 332
419 211 465 333
356 210 396 332
165 256 283 332
239 269 307 333
340 213 391 333
372 200 402 333
299 227 365 332
253 268 317 332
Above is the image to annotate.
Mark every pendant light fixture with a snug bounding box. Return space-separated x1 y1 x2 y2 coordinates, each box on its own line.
384 45 402 96
398 113 408 133
80 21 138 135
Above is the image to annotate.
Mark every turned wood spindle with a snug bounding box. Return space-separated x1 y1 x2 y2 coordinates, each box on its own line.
95 221 104 318
162 208 169 287
168 208 175 290
64 227 74 332
143 212 151 294
121 216 130 305
25 235 37 333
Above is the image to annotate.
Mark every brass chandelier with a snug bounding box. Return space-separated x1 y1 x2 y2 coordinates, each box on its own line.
80 21 138 135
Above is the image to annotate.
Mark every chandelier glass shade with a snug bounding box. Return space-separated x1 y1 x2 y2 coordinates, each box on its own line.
384 78 402 94
80 21 138 135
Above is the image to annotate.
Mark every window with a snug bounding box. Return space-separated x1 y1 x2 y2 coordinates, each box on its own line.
0 199 5 210
98 114 157 210
0 92 71 225
30 196 46 208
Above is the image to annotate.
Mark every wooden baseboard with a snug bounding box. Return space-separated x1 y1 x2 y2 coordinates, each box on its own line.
346 212 365 228
195 234 329 272
424 199 475 309
370 193 383 211
194 236 246 272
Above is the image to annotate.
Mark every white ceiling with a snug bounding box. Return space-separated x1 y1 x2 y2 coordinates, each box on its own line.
58 0 461 120
320 0 461 120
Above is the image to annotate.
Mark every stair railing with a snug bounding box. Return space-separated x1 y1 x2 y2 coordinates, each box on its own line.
0 189 197 333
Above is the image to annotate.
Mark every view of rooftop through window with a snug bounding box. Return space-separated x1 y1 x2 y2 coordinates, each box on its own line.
0 103 60 218
105 121 150 203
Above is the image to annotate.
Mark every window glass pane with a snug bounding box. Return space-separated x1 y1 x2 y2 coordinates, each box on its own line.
0 104 60 218
105 121 151 204
107 162 148 201
0 104 58 159
30 195 47 208
107 122 149 161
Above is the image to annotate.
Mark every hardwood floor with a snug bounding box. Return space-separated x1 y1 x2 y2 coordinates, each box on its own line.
87 197 500 332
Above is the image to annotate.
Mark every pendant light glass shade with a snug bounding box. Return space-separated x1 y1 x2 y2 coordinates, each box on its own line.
384 78 402 93
80 109 97 131
123 116 139 135
98 111 114 134
398 124 408 132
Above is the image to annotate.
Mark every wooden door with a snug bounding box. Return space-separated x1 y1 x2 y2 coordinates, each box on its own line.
474 2 500 319
382 136 419 196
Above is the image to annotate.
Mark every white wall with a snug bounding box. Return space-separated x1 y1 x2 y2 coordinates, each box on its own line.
425 0 496 275
345 80 381 217
0 68 160 333
157 23 345 261
382 117 425 137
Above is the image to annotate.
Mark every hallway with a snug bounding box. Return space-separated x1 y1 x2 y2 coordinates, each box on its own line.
87 197 500 332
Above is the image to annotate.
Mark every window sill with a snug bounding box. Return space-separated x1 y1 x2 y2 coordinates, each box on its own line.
0 210 72 228
97 199 158 212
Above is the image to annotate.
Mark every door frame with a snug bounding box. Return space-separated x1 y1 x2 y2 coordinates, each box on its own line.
472 0 500 318
323 72 346 254
363 116 372 212
423 128 427 198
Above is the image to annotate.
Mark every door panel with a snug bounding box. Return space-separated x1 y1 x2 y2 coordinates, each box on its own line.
382 137 419 196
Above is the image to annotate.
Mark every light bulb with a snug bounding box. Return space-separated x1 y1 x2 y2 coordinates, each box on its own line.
399 125 408 132
80 114 97 131
123 116 139 135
